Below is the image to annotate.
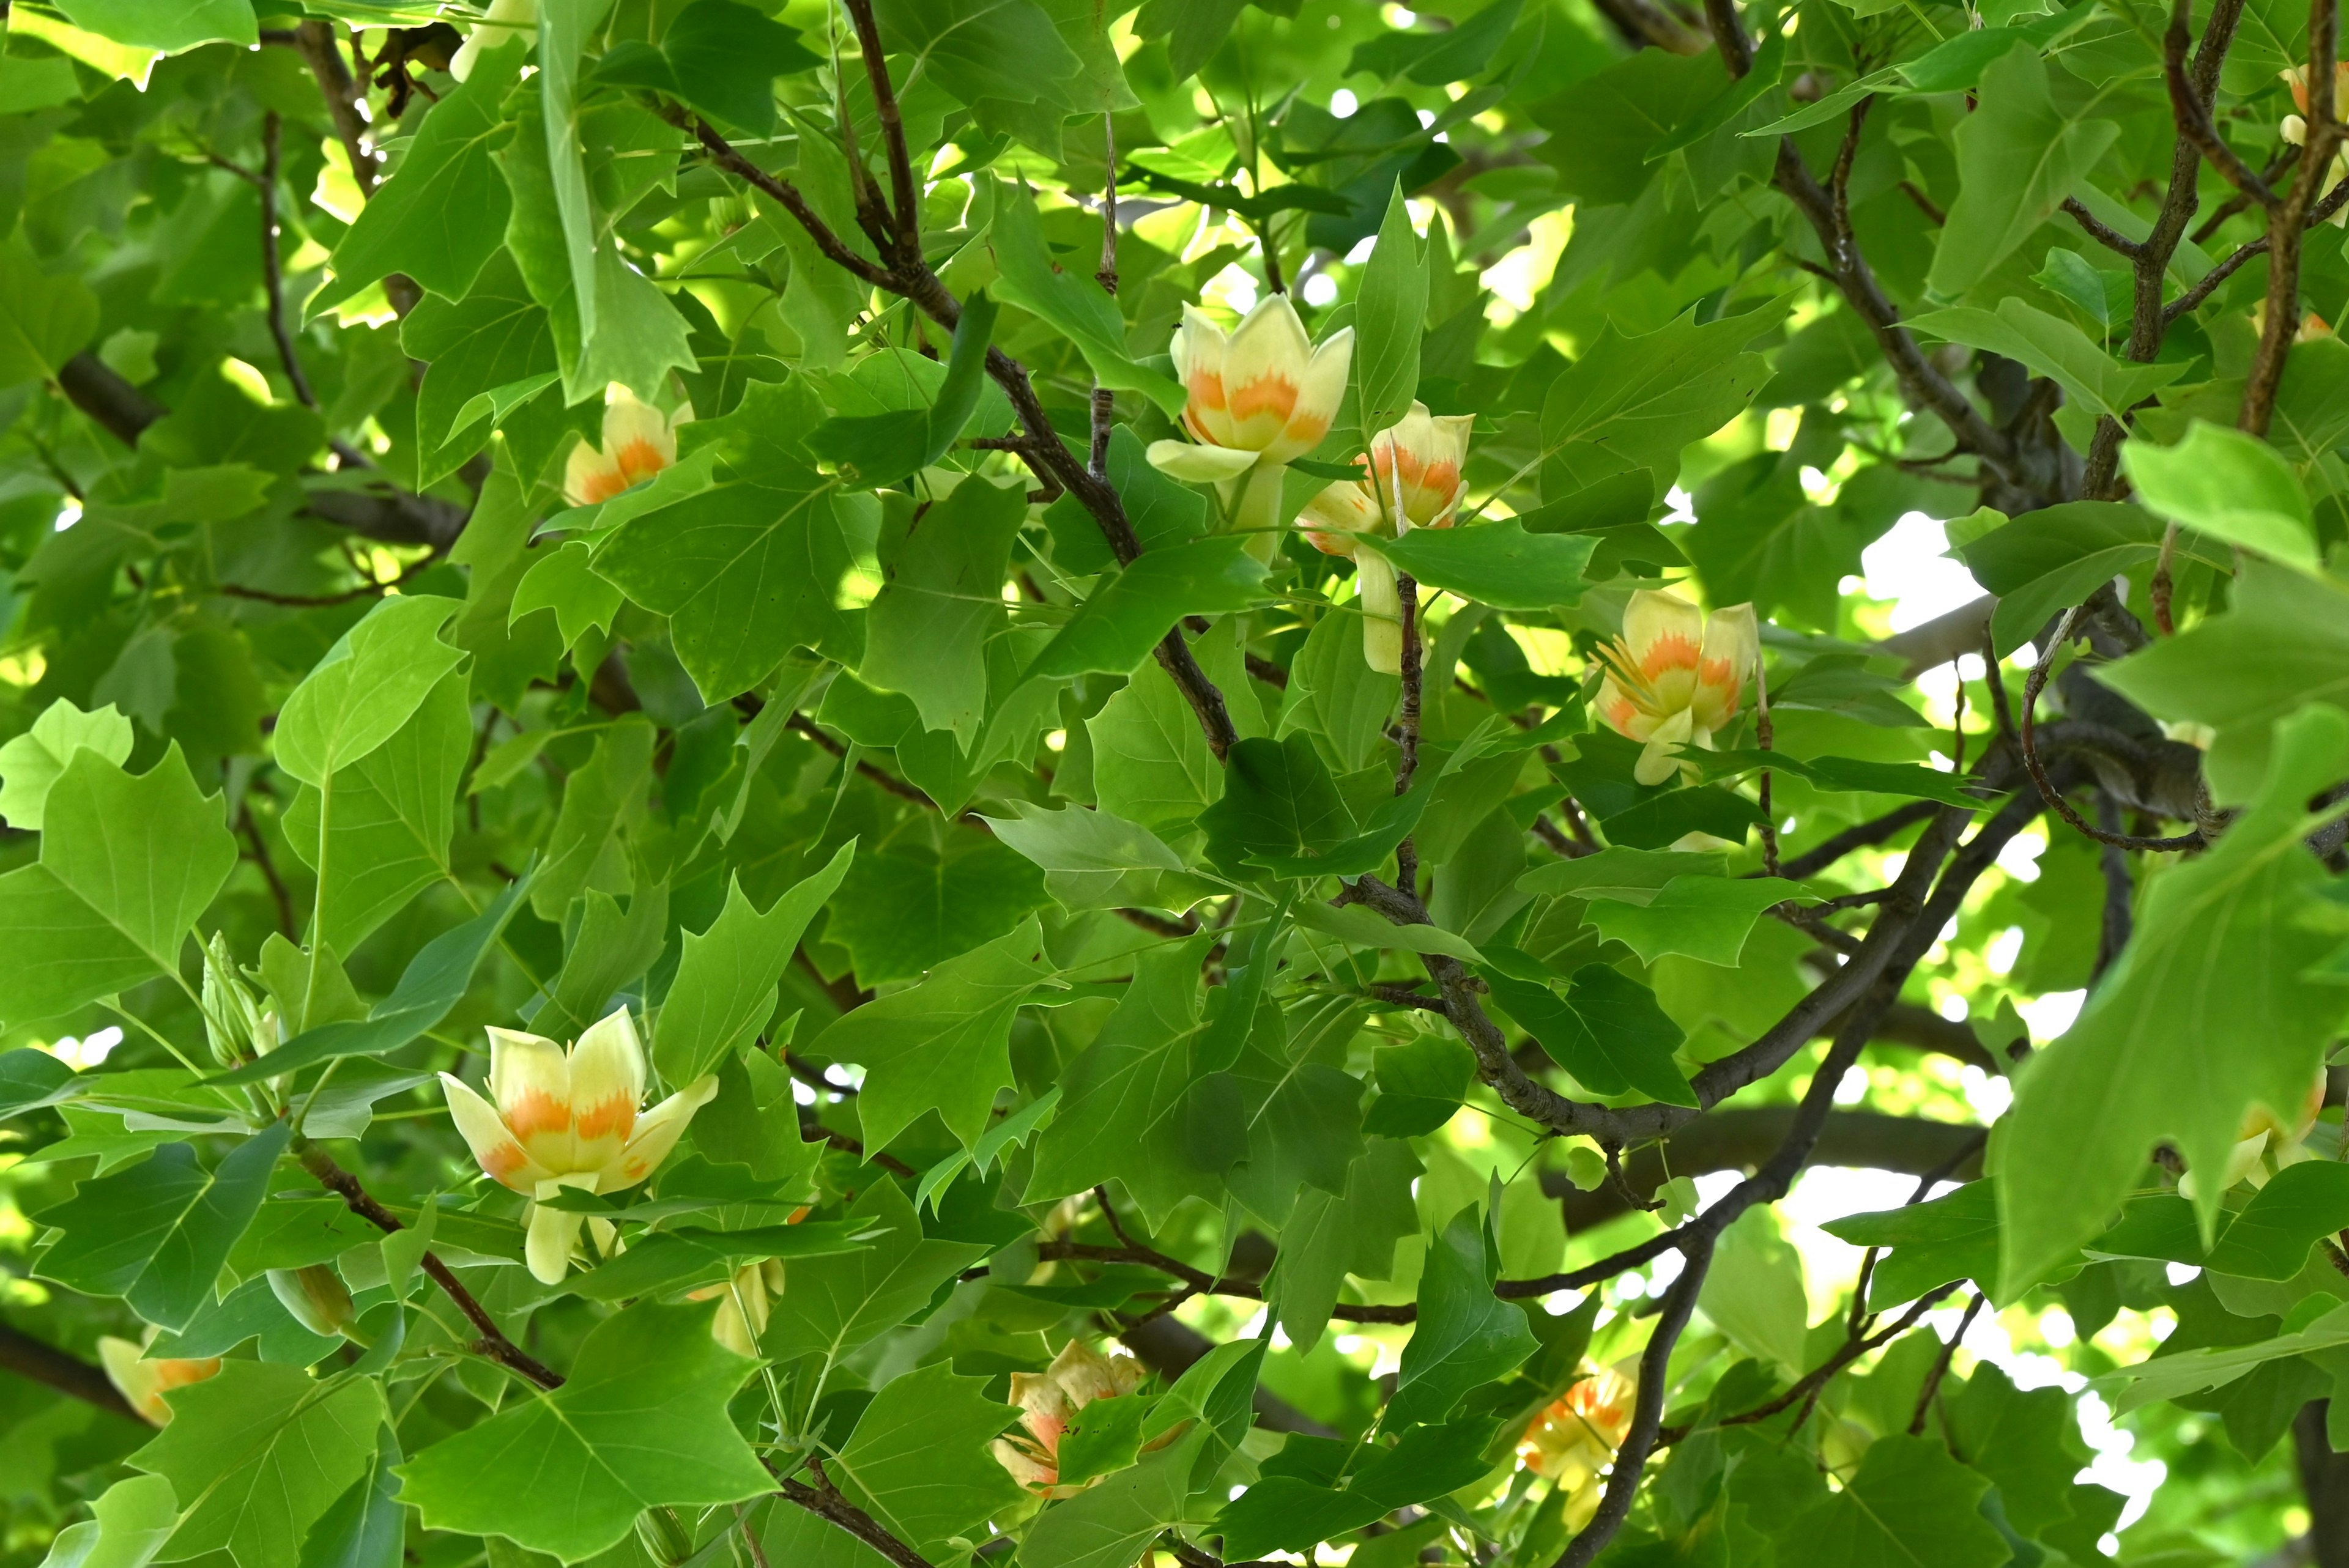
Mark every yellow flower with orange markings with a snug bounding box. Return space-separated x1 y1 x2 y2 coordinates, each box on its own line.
98 1335 220 1426
990 1340 1148 1497
1593 588 1759 786
1519 1363 1637 1531
1297 402 1475 674
2279 66 2349 227
1147 295 1354 551
563 386 692 507
439 1008 718 1284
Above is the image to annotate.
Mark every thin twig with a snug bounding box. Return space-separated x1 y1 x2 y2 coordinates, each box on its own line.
1907 1293 1987 1434
296 1141 565 1389
258 113 317 412
2018 608 2204 851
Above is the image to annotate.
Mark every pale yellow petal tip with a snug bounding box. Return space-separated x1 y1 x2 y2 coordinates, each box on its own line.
1145 439 1258 484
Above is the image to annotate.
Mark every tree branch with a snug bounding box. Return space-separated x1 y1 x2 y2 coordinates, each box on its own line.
2246 0 2345 437
295 1141 565 1389
0 1322 142 1422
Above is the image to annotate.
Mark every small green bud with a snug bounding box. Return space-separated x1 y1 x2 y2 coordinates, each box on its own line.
267 1265 355 1338
634 1506 694 1567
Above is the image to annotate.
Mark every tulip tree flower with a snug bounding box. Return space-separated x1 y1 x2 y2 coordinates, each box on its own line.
98 1335 220 1426
439 1008 718 1284
562 386 692 508
691 1260 789 1358
2279 66 2349 226
1146 296 1353 554
1518 1363 1637 1532
1592 588 1759 786
451 0 537 81
1296 402 1474 674
990 1340 1147 1495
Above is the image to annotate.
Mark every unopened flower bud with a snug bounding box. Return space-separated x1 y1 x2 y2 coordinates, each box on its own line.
200 932 266 1067
635 1506 694 1567
268 1264 355 1338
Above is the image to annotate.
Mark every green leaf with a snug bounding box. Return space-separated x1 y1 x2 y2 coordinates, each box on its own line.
533 717 655 919
2122 421 2319 570
215 874 532 1084
1198 734 1354 876
1581 875 1802 967
1540 299 1792 492
873 0 1086 113
1362 520 1595 613
1021 1435 1206 1568
825 838 1049 987
130 1361 384 1568
1949 1364 2090 1540
52 0 253 51
0 698 133 831
1995 703 2349 1298
859 476 1025 741
1824 1179 2003 1308
831 1363 1021 1557
1904 299 2183 423
1089 659 1225 831
329 42 517 300
273 597 467 789
1791 1434 2008 1568
805 915 1055 1151
1356 182 1427 438
298 1424 404 1568
35 1123 286 1327
1387 1205 1537 1425
654 842 855 1087
2203 1160 2349 1280
1926 46 2121 297
1026 938 1218 1218
285 669 470 956
1217 1419 1500 1560
399 1302 773 1562
1291 900 1487 964
0 242 98 386
36 1475 177 1568
1485 963 1693 1104
2094 1300 2349 1412
760 1180 990 1364
981 180 1185 417
404 253 559 486
0 862 161 1023
512 542 626 651
42 744 237 976
1698 1207 1811 1374
2096 561 2349 802
603 1 822 135
1027 537 1274 681
590 446 856 703
1364 1035 1477 1137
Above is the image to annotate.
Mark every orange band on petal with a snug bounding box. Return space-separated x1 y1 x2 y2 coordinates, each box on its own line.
503 1087 570 1139
573 1095 637 1142
1639 634 1701 678
1229 374 1299 424
483 1141 531 1182
1187 369 1226 411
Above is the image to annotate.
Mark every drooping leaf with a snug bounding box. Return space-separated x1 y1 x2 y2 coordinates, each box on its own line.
398 1302 773 1561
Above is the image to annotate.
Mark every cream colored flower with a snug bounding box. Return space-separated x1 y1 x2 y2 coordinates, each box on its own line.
990 1340 1146 1497
563 386 692 507
1167 296 1353 465
690 1259 789 1358
1147 295 1354 554
451 0 538 81
1294 403 1475 674
439 1008 718 1284
1519 1363 1636 1531
2279 67 2349 227
1593 589 1759 787
98 1334 220 1426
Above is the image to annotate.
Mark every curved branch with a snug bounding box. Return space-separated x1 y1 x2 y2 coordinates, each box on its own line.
0 1322 142 1422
